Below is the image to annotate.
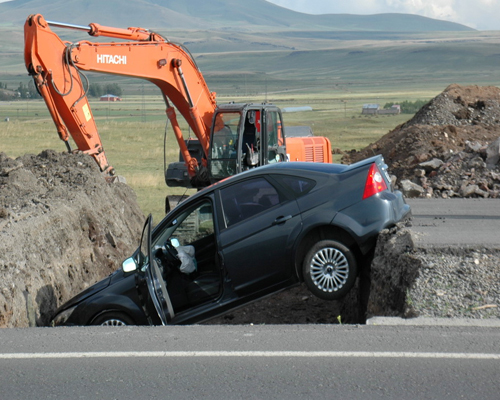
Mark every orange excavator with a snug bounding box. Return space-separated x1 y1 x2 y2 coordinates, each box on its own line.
24 14 332 189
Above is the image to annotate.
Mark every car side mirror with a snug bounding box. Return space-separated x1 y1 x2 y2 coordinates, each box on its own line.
122 257 138 273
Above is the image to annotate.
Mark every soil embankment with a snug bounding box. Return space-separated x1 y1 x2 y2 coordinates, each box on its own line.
0 150 144 327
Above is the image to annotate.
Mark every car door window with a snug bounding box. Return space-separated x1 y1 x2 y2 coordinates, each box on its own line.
170 202 214 247
220 177 282 228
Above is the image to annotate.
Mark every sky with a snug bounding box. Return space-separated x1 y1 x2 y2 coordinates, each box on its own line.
266 0 500 30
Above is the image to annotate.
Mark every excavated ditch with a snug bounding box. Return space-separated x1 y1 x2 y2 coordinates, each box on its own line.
1 84 499 327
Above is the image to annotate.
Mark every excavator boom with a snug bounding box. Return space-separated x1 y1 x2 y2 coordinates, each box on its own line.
24 14 217 179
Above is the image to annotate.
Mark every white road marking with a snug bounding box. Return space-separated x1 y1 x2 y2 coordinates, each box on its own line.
1 351 499 360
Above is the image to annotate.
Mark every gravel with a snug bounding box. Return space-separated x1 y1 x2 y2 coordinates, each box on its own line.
367 224 500 320
408 249 500 319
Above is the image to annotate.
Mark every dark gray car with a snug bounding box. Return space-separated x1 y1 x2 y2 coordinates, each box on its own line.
51 155 410 326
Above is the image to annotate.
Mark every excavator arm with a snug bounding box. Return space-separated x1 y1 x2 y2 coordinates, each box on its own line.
24 14 217 180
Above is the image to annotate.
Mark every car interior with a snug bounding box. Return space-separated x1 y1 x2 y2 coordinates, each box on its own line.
154 200 221 313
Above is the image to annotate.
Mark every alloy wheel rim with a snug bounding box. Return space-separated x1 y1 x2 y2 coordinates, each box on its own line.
101 319 127 326
310 247 349 293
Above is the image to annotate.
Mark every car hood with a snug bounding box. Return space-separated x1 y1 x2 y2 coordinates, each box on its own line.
53 272 114 313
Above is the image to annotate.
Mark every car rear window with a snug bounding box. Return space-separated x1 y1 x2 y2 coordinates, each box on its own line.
277 176 316 197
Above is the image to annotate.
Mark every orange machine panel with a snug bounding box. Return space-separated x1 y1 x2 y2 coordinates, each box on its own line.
286 136 332 164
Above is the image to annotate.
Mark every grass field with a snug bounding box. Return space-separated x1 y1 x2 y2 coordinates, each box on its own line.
1 88 428 223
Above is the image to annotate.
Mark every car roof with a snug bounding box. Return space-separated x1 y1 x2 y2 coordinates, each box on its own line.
164 155 383 223
220 155 382 183
189 157 379 202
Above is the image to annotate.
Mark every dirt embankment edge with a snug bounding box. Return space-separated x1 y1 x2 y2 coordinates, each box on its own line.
0 150 145 328
366 224 500 320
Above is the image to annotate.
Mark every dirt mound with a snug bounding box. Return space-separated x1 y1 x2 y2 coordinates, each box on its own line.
343 84 500 198
0 150 144 328
409 83 500 127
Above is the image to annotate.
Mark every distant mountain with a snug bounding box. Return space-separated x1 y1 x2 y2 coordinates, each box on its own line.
0 0 474 32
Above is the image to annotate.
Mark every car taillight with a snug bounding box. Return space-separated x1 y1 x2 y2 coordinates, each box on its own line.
362 163 388 199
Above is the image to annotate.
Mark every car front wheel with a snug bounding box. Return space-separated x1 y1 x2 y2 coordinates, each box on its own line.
303 240 357 300
91 312 134 326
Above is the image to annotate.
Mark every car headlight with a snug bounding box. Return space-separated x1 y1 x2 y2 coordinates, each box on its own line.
51 305 77 326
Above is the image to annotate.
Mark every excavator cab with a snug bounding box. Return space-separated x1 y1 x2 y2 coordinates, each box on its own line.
165 103 287 188
208 103 287 184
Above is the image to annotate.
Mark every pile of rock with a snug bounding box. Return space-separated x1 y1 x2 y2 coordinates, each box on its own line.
343 84 500 198
408 84 500 127
400 137 500 198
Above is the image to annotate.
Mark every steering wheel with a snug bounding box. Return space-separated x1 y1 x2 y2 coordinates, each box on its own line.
162 239 181 268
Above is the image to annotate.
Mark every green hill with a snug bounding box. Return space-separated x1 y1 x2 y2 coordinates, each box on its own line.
0 0 473 32
2 0 497 98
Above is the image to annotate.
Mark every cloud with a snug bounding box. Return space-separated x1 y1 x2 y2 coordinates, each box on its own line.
385 0 458 21
267 0 500 30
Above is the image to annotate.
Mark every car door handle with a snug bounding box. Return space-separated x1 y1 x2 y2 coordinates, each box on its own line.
272 215 292 225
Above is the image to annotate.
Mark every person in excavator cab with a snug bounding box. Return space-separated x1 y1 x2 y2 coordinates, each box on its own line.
241 110 259 170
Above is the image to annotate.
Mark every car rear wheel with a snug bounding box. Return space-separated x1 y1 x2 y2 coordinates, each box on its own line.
91 312 134 326
303 240 357 300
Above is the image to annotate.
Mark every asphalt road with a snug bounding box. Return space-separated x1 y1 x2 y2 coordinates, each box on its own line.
406 198 500 249
1 324 499 399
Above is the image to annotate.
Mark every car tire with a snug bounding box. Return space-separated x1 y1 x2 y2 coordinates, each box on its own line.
302 239 357 301
91 312 134 326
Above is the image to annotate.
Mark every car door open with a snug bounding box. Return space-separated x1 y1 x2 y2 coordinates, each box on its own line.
130 215 175 325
